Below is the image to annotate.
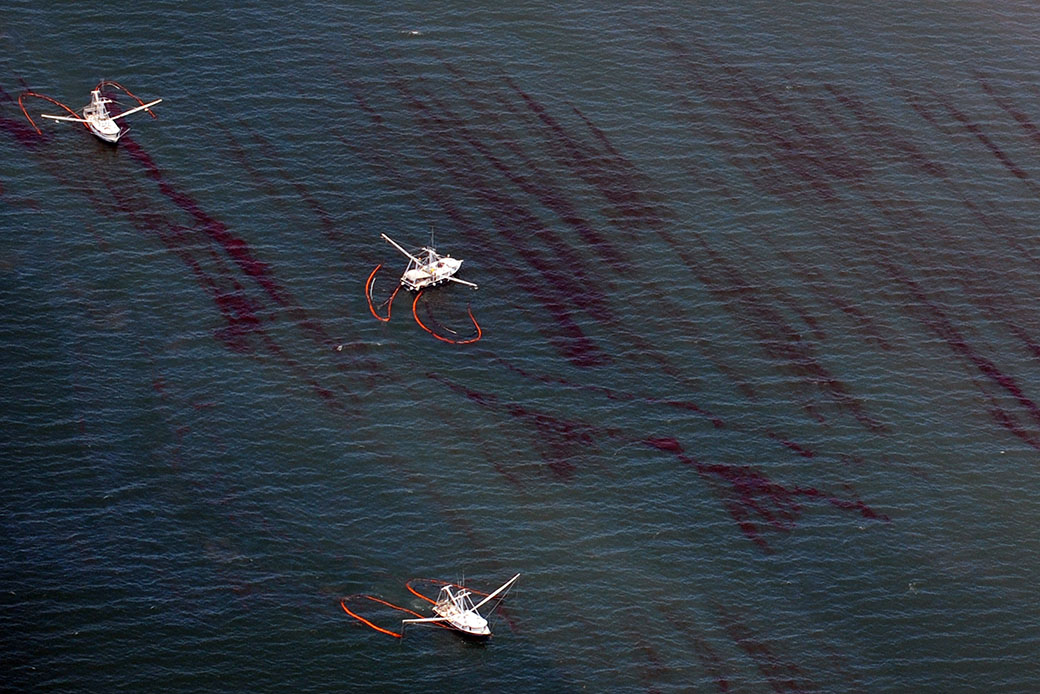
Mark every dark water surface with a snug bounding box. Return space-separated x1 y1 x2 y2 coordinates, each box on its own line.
3 2 1040 692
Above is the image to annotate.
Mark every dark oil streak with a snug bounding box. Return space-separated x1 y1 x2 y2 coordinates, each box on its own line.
823 83 949 180
422 87 625 288
980 388 1040 450
714 604 821 694
359 61 740 395
502 77 673 234
660 610 735 692
837 85 1040 441
99 166 357 413
118 136 291 312
666 46 1040 441
690 236 883 432
342 105 608 365
931 90 1040 195
488 353 726 428
118 137 342 355
345 80 612 367
575 39 885 431
867 77 1040 271
888 263 1040 433
773 246 893 352
2 107 361 412
246 127 352 250
658 29 867 190
868 187 1040 365
434 60 630 269
643 437 886 553
824 79 1040 362
726 234 828 344
393 79 614 319
431 372 886 550
977 73 1040 148
430 372 611 482
863 202 1040 445
126 133 383 382
491 75 775 400
418 72 715 384
490 353 840 464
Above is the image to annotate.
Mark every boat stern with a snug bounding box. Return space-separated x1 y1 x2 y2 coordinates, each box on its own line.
89 120 123 144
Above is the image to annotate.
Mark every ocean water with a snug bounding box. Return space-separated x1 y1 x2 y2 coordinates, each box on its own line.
2 2 1040 692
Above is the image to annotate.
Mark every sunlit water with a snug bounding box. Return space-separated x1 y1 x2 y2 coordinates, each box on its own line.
3 2 1040 692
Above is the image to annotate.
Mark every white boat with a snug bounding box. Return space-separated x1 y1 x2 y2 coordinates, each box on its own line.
40 89 162 144
380 233 477 291
402 573 519 639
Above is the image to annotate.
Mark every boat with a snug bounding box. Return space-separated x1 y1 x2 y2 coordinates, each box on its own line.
380 233 477 291
402 573 519 639
41 89 162 144
364 233 482 343
24 85 162 144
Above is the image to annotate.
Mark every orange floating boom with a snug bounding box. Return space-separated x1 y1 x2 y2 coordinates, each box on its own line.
406 578 490 604
340 594 428 638
340 593 459 639
341 599 402 638
411 290 482 344
18 91 84 135
365 264 400 322
96 80 159 118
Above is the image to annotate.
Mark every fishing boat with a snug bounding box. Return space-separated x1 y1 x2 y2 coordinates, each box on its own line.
364 233 483 342
402 573 519 639
380 233 477 291
39 88 162 144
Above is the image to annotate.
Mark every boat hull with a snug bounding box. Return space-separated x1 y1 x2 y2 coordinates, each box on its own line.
88 121 123 144
433 600 491 638
447 626 491 641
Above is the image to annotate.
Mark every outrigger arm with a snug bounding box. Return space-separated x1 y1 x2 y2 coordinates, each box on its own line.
471 573 520 611
380 233 423 265
380 233 479 290
111 98 163 120
40 114 89 123
40 99 162 124
445 275 478 290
